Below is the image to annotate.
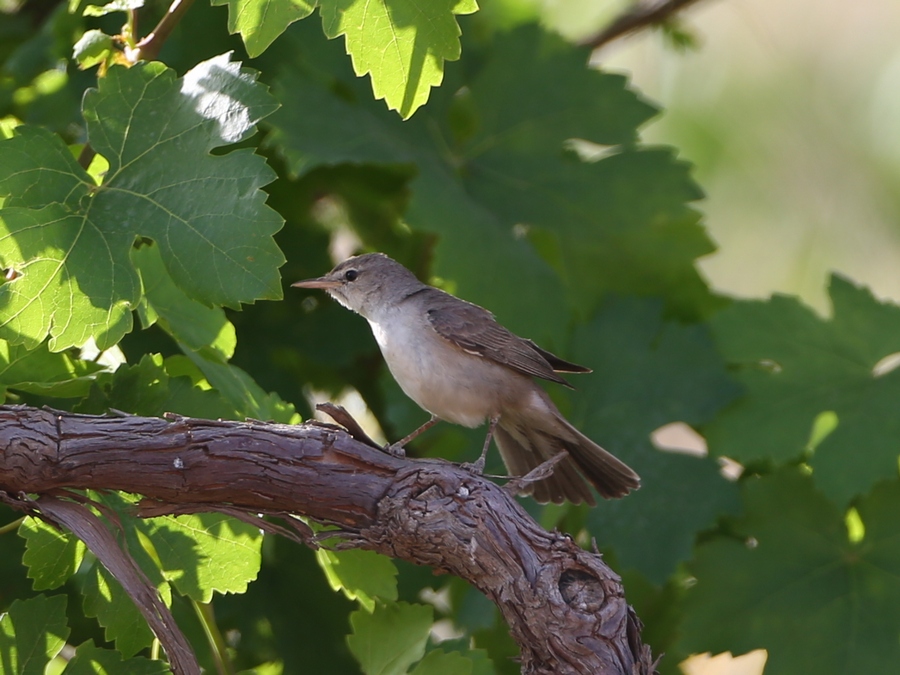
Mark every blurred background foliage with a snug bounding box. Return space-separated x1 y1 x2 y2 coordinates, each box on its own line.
1 1 900 674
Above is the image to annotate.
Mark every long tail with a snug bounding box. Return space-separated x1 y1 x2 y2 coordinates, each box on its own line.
495 392 640 505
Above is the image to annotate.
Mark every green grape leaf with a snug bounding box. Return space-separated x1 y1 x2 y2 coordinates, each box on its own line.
83 0 144 17
0 595 70 675
72 29 113 70
0 54 283 351
320 0 479 119
19 516 86 590
82 563 165 657
268 23 716 349
212 0 315 57
347 601 433 675
1 339 102 398
571 297 741 582
75 492 170 657
180 344 298 422
679 470 900 675
707 274 900 504
134 243 236 358
143 513 263 602
63 640 171 675
410 649 473 675
316 548 398 611
77 354 240 420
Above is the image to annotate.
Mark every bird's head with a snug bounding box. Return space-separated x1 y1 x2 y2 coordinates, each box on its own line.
292 252 421 318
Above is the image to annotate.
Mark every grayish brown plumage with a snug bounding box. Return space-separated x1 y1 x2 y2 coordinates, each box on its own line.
293 252 640 504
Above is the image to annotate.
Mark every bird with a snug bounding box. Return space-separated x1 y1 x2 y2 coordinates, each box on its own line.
292 252 640 504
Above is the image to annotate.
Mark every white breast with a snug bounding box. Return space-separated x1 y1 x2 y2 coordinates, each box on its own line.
366 306 516 428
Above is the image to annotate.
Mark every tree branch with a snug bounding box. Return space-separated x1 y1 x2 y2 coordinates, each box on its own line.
133 0 197 62
581 0 708 51
0 405 657 675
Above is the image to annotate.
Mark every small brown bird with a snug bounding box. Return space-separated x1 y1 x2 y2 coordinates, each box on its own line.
293 253 640 504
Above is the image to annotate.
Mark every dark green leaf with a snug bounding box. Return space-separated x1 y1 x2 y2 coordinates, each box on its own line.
571 297 741 582
679 470 900 675
708 274 900 504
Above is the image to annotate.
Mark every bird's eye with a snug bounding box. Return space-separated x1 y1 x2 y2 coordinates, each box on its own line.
344 269 359 282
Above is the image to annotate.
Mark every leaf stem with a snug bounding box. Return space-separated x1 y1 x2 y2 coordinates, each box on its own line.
580 0 707 50
134 0 197 62
0 516 25 535
192 599 234 675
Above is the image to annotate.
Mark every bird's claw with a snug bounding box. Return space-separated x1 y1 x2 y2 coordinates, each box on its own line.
460 458 486 475
383 442 407 458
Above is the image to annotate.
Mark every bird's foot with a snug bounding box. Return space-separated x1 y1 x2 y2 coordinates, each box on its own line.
460 457 486 475
383 442 407 458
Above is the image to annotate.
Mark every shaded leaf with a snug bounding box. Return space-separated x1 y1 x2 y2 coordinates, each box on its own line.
347 601 433 675
0 595 69 675
410 649 473 675
63 639 171 675
316 548 398 611
145 512 263 602
571 297 741 582
707 274 900 504
679 470 900 675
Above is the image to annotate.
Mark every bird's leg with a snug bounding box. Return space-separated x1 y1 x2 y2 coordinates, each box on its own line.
462 414 501 475
385 415 440 457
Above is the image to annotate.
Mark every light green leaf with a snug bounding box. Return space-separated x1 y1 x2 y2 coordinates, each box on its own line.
410 649 473 675
0 54 283 351
320 0 478 118
82 0 144 17
180 344 298 422
707 274 900 504
679 470 900 675
82 563 165 657
0 595 70 675
72 29 113 69
63 640 171 675
1 338 102 398
316 548 398 611
134 243 236 358
347 601 433 675
144 513 263 602
19 517 86 590
77 492 169 658
212 0 316 57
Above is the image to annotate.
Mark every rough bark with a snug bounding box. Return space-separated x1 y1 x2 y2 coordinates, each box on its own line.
0 405 657 675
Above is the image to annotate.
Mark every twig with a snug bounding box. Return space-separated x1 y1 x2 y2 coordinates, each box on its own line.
581 0 708 51
134 0 197 62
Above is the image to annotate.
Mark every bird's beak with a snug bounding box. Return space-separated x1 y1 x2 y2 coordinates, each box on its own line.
291 276 341 289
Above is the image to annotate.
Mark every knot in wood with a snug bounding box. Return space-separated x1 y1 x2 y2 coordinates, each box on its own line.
558 568 606 613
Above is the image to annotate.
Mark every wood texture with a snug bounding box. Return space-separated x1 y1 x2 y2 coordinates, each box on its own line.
0 405 657 675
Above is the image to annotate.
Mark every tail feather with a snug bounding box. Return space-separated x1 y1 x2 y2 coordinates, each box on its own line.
494 424 595 505
494 394 640 503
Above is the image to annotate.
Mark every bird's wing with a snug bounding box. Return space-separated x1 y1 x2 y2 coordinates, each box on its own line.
420 289 581 387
